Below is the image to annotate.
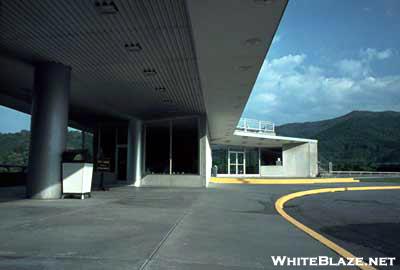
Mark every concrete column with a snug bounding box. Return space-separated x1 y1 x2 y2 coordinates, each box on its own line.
127 119 142 186
27 62 71 199
199 115 211 187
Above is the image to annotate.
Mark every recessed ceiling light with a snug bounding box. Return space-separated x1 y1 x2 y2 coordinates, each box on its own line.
162 99 173 104
253 0 273 4
244 38 262 47
155 87 166 93
124 42 142 52
238 65 253 71
143 69 157 76
95 1 118 15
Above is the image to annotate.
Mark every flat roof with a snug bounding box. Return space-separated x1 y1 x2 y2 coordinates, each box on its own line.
211 130 317 148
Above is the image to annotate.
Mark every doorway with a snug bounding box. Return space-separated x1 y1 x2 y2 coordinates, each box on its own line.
228 151 245 175
116 146 127 181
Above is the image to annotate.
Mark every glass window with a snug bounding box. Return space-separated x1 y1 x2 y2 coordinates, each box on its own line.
237 153 244 164
237 164 244 174
229 152 236 163
117 126 128 145
83 132 94 162
229 165 236 174
246 148 259 174
260 148 283 166
145 121 170 174
229 146 243 152
172 118 199 174
211 145 228 174
99 127 116 172
144 117 199 175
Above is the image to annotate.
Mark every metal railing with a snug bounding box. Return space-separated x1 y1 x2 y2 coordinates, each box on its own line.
319 162 400 177
236 118 275 133
327 171 400 177
0 164 27 173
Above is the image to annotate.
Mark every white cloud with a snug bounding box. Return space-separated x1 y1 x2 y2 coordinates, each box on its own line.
336 59 368 78
268 54 306 70
360 48 393 60
245 49 400 124
258 93 277 104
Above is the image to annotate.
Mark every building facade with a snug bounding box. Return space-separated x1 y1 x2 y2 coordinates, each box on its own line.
0 0 314 200
212 118 318 178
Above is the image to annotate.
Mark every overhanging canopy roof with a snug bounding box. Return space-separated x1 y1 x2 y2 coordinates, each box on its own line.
187 0 288 141
211 130 318 148
0 0 287 137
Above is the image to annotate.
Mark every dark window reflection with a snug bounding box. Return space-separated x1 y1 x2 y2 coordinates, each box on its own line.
260 148 283 166
172 118 199 174
145 122 170 174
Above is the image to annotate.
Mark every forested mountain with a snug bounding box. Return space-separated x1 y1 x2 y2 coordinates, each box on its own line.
276 111 400 171
0 130 91 167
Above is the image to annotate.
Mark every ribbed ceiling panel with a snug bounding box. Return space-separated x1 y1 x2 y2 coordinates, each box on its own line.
0 0 205 118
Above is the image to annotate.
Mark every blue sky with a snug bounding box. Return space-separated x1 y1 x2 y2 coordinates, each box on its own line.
243 0 400 124
1 0 400 132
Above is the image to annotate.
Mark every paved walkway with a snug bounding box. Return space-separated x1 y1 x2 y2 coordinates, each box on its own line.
0 183 378 269
210 177 358 184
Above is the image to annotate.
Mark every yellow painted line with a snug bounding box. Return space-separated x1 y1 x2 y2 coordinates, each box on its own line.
210 177 359 184
275 186 400 270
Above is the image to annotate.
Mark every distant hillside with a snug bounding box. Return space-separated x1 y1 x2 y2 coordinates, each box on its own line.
276 111 400 171
0 130 92 167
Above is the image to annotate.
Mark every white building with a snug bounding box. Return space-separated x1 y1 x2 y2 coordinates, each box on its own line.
212 118 318 178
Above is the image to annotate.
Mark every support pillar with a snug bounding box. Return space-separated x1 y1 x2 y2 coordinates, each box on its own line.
199 115 211 187
127 119 142 186
27 62 71 199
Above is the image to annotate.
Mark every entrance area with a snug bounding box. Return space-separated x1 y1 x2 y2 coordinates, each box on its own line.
117 146 127 181
228 151 245 175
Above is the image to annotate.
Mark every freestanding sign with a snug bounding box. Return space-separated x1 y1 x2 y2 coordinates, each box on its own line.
97 159 111 172
97 158 111 191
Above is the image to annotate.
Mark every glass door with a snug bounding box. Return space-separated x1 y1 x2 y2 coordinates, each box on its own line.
228 151 245 175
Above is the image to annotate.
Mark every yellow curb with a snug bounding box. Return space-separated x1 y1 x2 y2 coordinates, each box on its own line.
275 186 400 270
210 177 359 185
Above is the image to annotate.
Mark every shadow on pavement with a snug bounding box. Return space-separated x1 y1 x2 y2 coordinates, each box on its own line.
321 222 400 264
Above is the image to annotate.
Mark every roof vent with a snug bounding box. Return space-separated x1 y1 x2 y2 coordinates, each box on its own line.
124 43 142 52
162 99 173 104
238 65 253 71
155 87 166 93
244 38 262 47
143 69 157 76
253 0 273 4
95 1 119 15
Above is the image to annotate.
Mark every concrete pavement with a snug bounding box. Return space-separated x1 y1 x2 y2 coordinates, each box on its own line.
0 183 389 269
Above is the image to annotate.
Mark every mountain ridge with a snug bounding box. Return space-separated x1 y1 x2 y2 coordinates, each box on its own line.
276 110 400 170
